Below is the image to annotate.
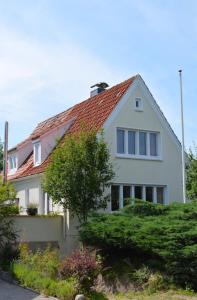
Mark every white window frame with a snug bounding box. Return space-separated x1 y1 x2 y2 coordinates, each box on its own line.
135 97 143 111
33 140 41 166
8 154 18 174
110 183 167 211
116 127 162 160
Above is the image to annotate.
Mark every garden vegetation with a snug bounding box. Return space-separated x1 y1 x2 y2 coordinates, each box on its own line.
44 128 114 223
80 200 197 291
12 245 102 299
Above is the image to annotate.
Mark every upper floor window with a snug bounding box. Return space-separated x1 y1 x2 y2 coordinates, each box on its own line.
33 141 41 166
117 129 125 154
116 128 160 159
8 155 17 173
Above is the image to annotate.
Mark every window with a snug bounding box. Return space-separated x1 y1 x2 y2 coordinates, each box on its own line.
111 184 166 211
139 132 147 155
33 141 41 166
9 155 17 172
135 186 142 199
157 187 164 204
135 98 143 111
146 187 153 202
117 129 125 154
123 186 131 206
111 185 120 211
150 133 157 156
128 131 136 154
116 129 160 159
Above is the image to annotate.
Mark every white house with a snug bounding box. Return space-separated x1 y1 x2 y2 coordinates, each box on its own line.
8 75 183 215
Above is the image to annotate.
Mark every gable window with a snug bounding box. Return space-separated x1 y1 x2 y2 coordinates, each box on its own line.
33 141 41 166
135 98 143 111
117 129 125 154
116 128 160 160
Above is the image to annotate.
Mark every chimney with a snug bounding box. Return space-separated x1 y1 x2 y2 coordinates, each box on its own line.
90 82 109 97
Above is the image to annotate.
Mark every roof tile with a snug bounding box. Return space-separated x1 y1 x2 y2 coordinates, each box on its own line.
9 76 136 180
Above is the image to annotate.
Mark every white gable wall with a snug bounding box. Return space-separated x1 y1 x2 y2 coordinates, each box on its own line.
103 78 182 203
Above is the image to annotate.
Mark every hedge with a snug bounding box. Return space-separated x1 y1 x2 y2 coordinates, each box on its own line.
79 200 197 290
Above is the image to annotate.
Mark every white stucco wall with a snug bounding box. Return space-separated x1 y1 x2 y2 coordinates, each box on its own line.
13 175 44 214
103 79 182 203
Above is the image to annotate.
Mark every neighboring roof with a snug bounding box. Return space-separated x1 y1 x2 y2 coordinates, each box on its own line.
9 76 136 181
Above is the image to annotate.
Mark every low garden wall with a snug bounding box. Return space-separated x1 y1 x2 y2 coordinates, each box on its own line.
9 214 80 255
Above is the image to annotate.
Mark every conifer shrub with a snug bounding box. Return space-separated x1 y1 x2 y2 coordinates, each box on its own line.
79 201 197 290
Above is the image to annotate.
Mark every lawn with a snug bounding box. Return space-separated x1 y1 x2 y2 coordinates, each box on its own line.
107 291 197 300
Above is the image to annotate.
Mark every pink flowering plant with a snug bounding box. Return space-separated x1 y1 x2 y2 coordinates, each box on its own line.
59 248 101 292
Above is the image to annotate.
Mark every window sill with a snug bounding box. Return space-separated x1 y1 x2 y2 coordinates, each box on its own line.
8 169 17 175
115 153 162 161
34 162 41 167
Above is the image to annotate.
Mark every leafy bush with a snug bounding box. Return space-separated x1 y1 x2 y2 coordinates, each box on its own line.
59 248 101 292
12 262 77 300
79 201 197 290
0 180 18 268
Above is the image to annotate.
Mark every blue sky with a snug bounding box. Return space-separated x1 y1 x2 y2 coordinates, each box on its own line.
0 0 196 149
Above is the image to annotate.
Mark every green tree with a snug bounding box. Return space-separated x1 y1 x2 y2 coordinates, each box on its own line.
43 129 114 223
0 139 3 172
186 146 197 199
0 177 17 266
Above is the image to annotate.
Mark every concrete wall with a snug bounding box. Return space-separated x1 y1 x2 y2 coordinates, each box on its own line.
11 215 79 255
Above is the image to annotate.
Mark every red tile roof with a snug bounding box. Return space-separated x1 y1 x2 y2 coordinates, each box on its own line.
9 76 136 180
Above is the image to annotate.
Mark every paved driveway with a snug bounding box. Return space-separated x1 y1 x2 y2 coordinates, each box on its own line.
0 279 57 300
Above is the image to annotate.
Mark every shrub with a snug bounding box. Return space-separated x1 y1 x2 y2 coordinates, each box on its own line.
59 248 101 292
12 262 77 300
79 201 197 290
18 244 60 279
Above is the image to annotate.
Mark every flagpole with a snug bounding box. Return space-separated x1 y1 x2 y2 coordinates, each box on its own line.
179 70 186 203
3 121 8 184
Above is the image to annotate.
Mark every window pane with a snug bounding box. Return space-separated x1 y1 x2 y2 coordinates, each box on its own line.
135 186 142 199
9 158 13 169
139 132 147 155
117 129 125 154
123 186 131 206
157 187 164 204
13 157 16 168
150 133 157 156
34 142 41 165
128 131 135 154
111 185 120 211
146 187 153 202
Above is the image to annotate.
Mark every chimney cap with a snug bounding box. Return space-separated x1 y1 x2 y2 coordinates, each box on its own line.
91 82 109 89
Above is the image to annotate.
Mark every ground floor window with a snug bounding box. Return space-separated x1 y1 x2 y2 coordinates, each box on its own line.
135 186 142 199
111 184 165 211
111 185 120 211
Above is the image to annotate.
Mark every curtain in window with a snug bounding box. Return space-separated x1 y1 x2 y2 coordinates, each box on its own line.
128 131 135 154
150 133 157 156
117 129 125 153
139 132 147 155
